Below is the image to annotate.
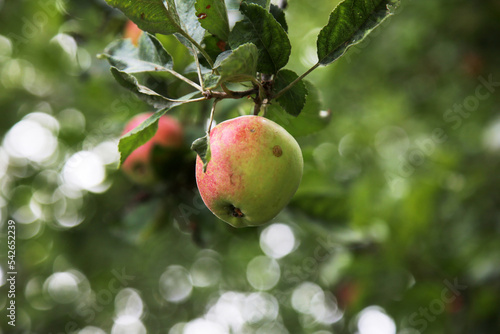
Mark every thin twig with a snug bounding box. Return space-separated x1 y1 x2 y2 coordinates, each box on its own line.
180 32 214 68
206 87 258 100
163 10 215 68
163 96 207 104
251 78 265 115
193 48 205 92
196 44 215 68
220 83 232 95
207 99 219 134
253 97 262 115
252 78 266 100
165 68 202 91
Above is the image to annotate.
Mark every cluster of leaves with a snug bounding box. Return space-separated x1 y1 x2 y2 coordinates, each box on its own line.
100 0 400 166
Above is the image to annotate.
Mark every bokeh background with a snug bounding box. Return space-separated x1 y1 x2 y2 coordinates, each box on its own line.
1 0 500 333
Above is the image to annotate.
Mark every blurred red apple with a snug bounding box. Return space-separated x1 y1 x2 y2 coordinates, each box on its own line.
122 113 183 184
123 20 142 46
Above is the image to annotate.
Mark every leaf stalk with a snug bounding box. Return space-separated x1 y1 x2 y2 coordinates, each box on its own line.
273 62 320 100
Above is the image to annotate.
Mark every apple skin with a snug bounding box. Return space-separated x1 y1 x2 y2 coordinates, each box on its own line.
195 116 303 227
122 112 183 184
123 20 142 46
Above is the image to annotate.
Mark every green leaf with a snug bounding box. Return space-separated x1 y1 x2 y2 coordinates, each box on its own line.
228 3 291 74
195 0 230 41
99 33 173 73
214 43 258 83
244 0 268 8
118 109 169 167
245 1 288 33
317 0 400 66
244 1 288 33
111 68 201 109
199 35 228 68
199 41 258 89
175 0 205 45
270 4 288 33
203 73 221 89
105 0 181 36
106 0 206 51
191 134 211 172
267 81 330 137
111 68 173 109
273 69 308 116
118 87 199 166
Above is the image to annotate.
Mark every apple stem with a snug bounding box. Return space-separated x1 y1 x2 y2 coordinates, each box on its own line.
251 78 267 115
253 98 262 115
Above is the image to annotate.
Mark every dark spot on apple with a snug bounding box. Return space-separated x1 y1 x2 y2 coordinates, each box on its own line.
197 13 207 19
229 205 244 218
249 128 255 133
233 208 244 217
229 173 241 186
272 145 283 157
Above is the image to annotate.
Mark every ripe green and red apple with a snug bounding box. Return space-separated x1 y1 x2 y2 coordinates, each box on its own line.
122 112 183 184
195 116 303 227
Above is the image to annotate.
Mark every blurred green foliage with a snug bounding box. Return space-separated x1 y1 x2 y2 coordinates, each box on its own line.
0 0 499 334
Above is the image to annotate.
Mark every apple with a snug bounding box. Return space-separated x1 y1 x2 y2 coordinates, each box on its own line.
195 116 303 227
122 112 183 184
336 281 361 309
123 20 142 46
